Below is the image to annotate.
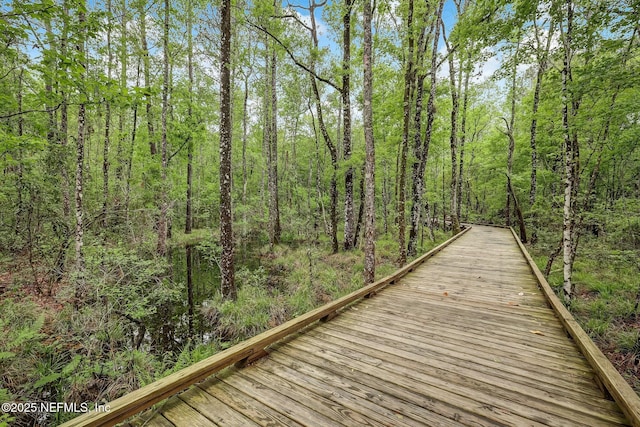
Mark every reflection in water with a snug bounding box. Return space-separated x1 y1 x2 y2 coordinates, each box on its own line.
186 244 194 340
145 241 261 354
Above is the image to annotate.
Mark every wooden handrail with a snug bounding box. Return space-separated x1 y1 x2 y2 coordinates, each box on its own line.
510 227 640 427
60 227 471 427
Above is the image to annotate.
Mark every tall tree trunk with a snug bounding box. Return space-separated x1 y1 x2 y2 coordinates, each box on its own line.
505 37 520 228
343 0 354 250
307 1 339 253
219 0 236 300
363 0 375 284
51 2 71 284
185 0 194 234
242 73 249 235
382 160 389 234
408 0 444 252
444 23 460 234
44 16 66 283
530 19 553 206
44 17 57 152
507 175 527 242
102 0 113 228
505 123 515 227
353 166 365 248
116 0 128 187
15 70 24 241
457 53 471 222
398 0 415 264
268 29 281 247
156 0 169 255
561 0 578 300
261 38 269 208
309 104 329 235
139 0 156 156
75 2 87 304
409 31 427 235
124 60 140 218
60 0 71 221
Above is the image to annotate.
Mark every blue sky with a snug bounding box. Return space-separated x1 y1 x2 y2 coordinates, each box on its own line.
286 0 462 57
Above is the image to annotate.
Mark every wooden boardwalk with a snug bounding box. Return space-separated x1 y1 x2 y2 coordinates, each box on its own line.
63 225 640 427
141 226 633 427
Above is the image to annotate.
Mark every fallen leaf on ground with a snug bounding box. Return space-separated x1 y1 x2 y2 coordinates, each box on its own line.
530 330 545 336
443 292 449 296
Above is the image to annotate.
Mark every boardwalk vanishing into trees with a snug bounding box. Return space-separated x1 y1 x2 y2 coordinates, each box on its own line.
62 226 640 427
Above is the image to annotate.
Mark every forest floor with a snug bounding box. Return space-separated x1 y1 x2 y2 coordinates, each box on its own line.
531 234 640 394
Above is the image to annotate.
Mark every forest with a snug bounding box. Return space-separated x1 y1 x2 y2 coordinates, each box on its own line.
0 0 639 424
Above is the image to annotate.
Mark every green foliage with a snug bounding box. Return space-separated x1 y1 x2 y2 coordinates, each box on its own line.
532 230 640 391
615 329 640 354
0 299 45 365
606 199 640 250
85 245 178 321
166 342 218 375
583 317 610 338
201 266 273 340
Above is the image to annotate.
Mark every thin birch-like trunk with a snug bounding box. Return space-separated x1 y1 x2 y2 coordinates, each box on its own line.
75 3 87 304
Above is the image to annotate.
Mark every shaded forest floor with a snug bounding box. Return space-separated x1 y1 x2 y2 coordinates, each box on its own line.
530 232 640 394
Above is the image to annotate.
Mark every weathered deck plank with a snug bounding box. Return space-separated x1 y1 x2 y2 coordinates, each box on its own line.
95 226 640 426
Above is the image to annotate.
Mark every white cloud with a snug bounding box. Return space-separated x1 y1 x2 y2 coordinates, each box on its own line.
474 48 501 83
295 10 329 37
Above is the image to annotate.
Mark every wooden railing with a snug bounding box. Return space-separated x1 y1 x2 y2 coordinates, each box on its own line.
59 227 471 427
510 227 640 427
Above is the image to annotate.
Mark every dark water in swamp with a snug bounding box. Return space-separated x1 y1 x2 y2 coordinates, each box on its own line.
143 240 262 354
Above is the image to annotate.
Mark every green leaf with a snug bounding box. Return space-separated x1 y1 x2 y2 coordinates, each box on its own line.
33 372 61 389
62 355 82 376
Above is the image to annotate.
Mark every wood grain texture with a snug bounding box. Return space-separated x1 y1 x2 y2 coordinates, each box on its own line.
510 227 640 427
67 225 640 427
